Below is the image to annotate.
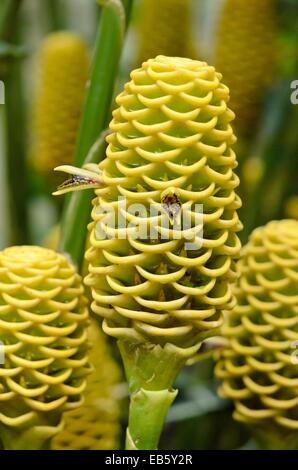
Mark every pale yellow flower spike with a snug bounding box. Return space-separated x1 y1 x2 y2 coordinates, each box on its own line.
0 246 90 449
31 32 89 176
83 55 242 450
85 55 242 354
215 0 277 134
216 220 298 447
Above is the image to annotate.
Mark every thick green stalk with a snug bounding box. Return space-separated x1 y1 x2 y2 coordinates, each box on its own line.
126 388 178 450
58 129 108 268
118 340 187 450
0 0 21 37
45 0 67 31
0 0 28 244
122 0 134 25
3 62 29 244
59 0 129 270
74 0 125 168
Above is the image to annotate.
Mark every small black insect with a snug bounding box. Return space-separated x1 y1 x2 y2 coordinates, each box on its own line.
161 190 182 223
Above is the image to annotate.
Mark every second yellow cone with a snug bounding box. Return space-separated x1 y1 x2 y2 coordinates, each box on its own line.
30 32 89 176
215 0 277 135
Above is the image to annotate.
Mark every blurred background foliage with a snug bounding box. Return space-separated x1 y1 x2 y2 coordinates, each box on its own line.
0 0 297 450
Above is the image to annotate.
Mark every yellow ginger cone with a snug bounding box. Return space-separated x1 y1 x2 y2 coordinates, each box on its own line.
136 0 197 65
0 246 90 449
52 320 122 450
215 220 298 449
85 55 242 353
81 56 242 449
215 0 277 135
31 32 89 176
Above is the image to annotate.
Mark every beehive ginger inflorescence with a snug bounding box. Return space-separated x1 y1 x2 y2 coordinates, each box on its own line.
216 220 298 433
215 0 277 134
85 55 242 355
31 32 89 175
0 245 90 447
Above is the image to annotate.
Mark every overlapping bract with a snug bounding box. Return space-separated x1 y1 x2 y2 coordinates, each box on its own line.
31 32 89 174
216 220 298 430
136 0 197 65
52 321 121 450
85 56 242 355
0 246 90 428
215 0 276 133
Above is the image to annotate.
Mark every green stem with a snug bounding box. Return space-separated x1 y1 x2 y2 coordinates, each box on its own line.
118 340 186 450
74 0 125 168
45 0 67 31
0 0 28 244
59 0 128 270
0 0 21 38
58 129 108 268
4 60 29 244
126 388 178 450
122 0 134 26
